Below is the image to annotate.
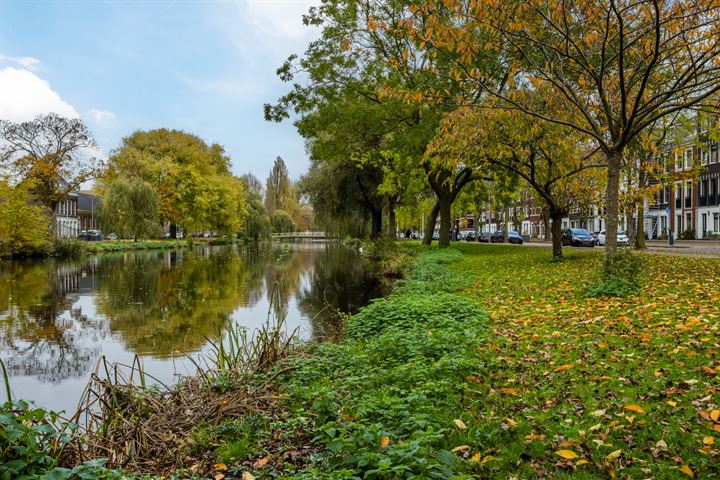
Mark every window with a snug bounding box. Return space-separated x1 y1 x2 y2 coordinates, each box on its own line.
685 147 694 170
714 213 720 232
712 144 719 164
675 152 683 171
702 147 710 166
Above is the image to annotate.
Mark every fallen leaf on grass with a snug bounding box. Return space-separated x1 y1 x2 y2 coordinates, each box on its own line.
679 465 694 477
624 404 645 414
482 455 496 464
253 456 269 468
452 445 470 452
576 459 589 466
469 452 482 463
606 449 622 461
703 436 714 445
380 436 390 448
525 433 545 441
214 475 224 480
453 419 467 430
554 364 574 372
213 463 227 471
555 450 578 459
711 409 720 421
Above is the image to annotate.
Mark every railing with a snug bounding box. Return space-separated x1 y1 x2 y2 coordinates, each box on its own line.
271 231 329 239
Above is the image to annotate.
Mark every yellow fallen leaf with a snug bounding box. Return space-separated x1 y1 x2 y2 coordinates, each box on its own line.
589 423 602 432
703 436 714 445
469 452 482 463
453 419 467 430
555 449 578 459
214 475 224 480
576 459 589 466
253 456 269 468
679 465 694 477
667 400 677 407
242 474 256 480
624 404 645 414
711 409 720 421
606 449 622 461
452 445 470 452
554 364 574 372
625 415 635 424
213 464 227 471
524 433 544 441
481 455 496 464
380 436 390 448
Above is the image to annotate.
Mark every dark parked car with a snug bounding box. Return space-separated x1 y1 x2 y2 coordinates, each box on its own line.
478 232 490 243
561 228 595 247
490 230 524 244
465 231 477 241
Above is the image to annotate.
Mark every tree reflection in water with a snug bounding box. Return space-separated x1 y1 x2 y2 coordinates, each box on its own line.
0 244 382 401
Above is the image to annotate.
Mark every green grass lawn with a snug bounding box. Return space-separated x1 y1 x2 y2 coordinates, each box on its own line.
450 244 719 479
240 244 719 479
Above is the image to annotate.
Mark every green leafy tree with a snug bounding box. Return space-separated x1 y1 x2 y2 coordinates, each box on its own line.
104 129 245 236
97 177 161 241
271 210 299 233
0 179 51 257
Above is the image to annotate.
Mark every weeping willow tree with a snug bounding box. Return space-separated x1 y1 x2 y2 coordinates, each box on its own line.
97 177 161 241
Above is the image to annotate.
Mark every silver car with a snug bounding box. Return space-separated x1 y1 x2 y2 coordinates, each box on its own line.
597 230 629 246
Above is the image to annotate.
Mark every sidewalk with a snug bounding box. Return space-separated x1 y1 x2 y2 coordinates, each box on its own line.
523 238 720 257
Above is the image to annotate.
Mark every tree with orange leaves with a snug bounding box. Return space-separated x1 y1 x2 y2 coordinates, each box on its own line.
369 0 720 265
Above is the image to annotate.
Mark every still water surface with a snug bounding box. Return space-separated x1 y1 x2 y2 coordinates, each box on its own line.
0 243 383 413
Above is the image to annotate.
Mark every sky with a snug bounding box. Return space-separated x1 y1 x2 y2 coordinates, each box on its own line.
0 0 320 181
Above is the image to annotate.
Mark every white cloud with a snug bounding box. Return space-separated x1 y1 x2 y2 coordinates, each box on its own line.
244 0 320 39
86 108 117 129
0 67 79 121
0 55 41 71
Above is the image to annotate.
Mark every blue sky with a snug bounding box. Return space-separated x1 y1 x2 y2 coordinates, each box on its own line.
0 0 319 180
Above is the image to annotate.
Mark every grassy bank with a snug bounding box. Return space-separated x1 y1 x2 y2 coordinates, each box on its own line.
3 244 719 478
85 239 192 253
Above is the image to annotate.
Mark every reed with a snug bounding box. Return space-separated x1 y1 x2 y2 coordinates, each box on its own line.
68 291 302 476
0 357 12 403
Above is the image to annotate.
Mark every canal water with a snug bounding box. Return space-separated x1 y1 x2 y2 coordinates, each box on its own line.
0 243 384 414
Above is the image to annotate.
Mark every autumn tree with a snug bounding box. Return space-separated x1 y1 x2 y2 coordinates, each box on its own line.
0 178 51 257
265 157 293 215
266 0 482 245
0 114 101 232
429 89 605 258
387 0 720 262
97 177 160 241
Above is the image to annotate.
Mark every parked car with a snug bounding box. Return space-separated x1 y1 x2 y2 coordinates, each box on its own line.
490 230 524 244
561 228 595 247
591 231 600 245
107 232 118 241
432 231 440 240
86 230 103 241
478 232 490 243
465 231 477 241
597 230 629 246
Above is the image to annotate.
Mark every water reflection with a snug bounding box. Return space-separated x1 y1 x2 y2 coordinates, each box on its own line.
0 243 383 411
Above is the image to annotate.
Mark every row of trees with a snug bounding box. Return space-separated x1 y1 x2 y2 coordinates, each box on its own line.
0 114 312 252
268 0 720 263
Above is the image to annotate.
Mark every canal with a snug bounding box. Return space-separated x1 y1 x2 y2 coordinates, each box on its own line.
0 243 384 414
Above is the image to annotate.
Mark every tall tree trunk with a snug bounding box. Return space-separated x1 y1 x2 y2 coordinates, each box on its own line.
550 210 564 259
475 209 481 236
438 198 451 247
605 151 622 265
387 200 397 239
635 168 647 250
169 223 177 239
503 205 510 243
635 203 646 249
370 208 382 239
423 200 440 245
542 207 550 240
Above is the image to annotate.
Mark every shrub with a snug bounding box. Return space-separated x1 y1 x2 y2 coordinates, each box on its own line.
588 249 643 297
679 228 696 240
52 239 87 258
0 400 120 479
